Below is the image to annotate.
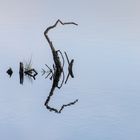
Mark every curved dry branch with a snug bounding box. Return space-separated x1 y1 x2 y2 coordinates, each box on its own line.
44 20 78 113
44 19 78 69
44 19 78 38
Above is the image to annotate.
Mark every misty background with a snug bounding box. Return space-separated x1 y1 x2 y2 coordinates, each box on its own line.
0 0 140 140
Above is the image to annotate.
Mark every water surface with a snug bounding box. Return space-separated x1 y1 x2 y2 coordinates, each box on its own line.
0 0 140 140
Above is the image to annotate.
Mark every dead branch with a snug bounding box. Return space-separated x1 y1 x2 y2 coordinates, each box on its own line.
44 19 78 42
19 62 24 84
44 19 78 113
44 23 63 88
44 19 78 69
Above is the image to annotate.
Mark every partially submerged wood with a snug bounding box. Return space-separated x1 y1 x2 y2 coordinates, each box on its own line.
19 62 24 84
44 19 78 113
44 19 78 88
6 67 13 77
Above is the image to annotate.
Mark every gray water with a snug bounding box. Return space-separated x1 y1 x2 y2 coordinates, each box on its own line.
0 0 140 140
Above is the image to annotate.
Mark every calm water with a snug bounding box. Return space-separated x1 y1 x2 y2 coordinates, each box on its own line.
0 0 140 139
0 24 140 140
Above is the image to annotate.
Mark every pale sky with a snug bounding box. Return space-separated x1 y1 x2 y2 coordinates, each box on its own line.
0 0 140 62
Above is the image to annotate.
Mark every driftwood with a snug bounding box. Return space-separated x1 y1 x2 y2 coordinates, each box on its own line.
44 19 78 113
19 62 24 84
44 20 66 89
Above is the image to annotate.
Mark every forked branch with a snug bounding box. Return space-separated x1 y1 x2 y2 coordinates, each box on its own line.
44 19 78 113
44 19 78 38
